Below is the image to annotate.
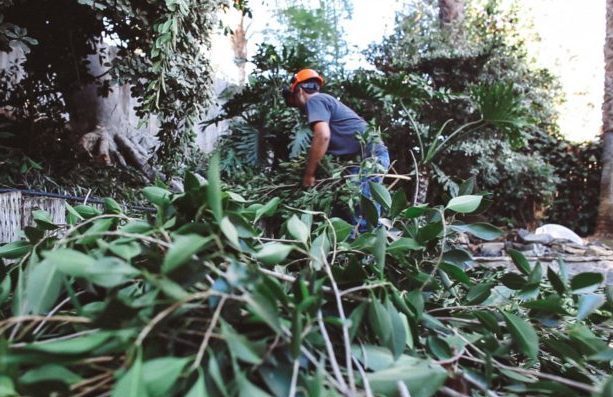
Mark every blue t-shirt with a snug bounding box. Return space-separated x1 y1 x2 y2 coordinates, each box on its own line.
305 93 367 156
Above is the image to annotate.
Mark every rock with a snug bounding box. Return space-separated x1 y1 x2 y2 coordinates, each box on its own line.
514 243 547 256
564 246 587 255
479 242 505 257
518 230 553 245
535 224 584 245
586 244 613 257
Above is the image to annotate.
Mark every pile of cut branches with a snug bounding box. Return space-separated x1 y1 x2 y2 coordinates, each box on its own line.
0 154 611 396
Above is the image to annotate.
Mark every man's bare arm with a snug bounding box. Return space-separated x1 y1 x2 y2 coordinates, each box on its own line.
303 121 331 187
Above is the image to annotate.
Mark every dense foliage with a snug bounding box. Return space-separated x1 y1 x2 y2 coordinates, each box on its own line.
0 0 246 173
0 154 611 396
215 0 600 233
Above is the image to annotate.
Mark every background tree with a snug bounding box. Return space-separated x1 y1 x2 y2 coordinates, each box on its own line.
272 0 352 77
597 0 613 236
0 0 247 179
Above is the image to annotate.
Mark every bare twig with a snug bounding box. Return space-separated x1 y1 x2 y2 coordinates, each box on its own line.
398 381 411 397
440 386 470 397
339 282 390 297
317 310 348 393
288 358 300 397
352 356 374 397
135 291 212 346
192 296 227 371
319 214 356 394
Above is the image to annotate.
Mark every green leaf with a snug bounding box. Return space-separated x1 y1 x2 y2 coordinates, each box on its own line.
367 361 447 397
417 221 443 243
220 217 240 249
500 273 527 290
184 171 202 191
386 300 407 359
44 248 96 276
329 217 353 242
466 283 493 305
427 336 452 360
522 296 567 315
73 204 101 219
86 258 140 288
446 195 482 213
207 152 223 221
24 260 62 314
287 215 309 244
142 186 171 207
528 262 543 285
571 272 604 294
507 249 531 275
368 298 391 346
309 233 330 271
103 197 123 214
390 190 408 218
245 294 281 333
360 195 379 226
77 218 114 245
185 370 208 397
162 234 210 273
112 349 149 397
150 275 189 301
0 241 31 259
143 356 189 397
450 223 502 241
547 266 567 295
0 376 17 396
373 227 386 273
255 197 281 222
576 294 605 321
442 249 473 266
109 242 142 261
474 311 500 333
387 238 423 255
65 202 84 224
0 274 11 306
501 311 539 360
221 321 263 364
24 331 113 354
439 263 471 285
21 364 82 385
236 371 272 397
369 182 392 210
352 344 395 371
401 204 428 219
254 243 292 265
33 210 58 230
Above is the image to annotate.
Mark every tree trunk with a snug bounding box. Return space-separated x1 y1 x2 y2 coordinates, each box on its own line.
66 43 158 181
438 0 465 26
231 13 248 85
596 0 613 236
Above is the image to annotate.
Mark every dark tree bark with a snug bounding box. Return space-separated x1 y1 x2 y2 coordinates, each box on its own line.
596 0 613 235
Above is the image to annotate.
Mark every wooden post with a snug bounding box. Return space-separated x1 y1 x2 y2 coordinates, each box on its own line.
0 192 23 243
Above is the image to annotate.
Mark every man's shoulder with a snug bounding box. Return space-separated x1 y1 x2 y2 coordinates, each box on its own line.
307 93 338 104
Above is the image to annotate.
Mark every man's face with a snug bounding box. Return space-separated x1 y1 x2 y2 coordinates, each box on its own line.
293 87 307 109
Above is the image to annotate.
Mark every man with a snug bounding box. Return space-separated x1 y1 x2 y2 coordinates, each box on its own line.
282 68 390 230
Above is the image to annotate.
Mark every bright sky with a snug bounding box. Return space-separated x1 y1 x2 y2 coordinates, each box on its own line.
211 0 605 142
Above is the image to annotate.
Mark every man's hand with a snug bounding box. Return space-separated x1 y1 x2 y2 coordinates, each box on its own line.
302 174 316 188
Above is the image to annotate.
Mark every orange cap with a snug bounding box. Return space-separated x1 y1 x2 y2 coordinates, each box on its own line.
290 69 324 93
